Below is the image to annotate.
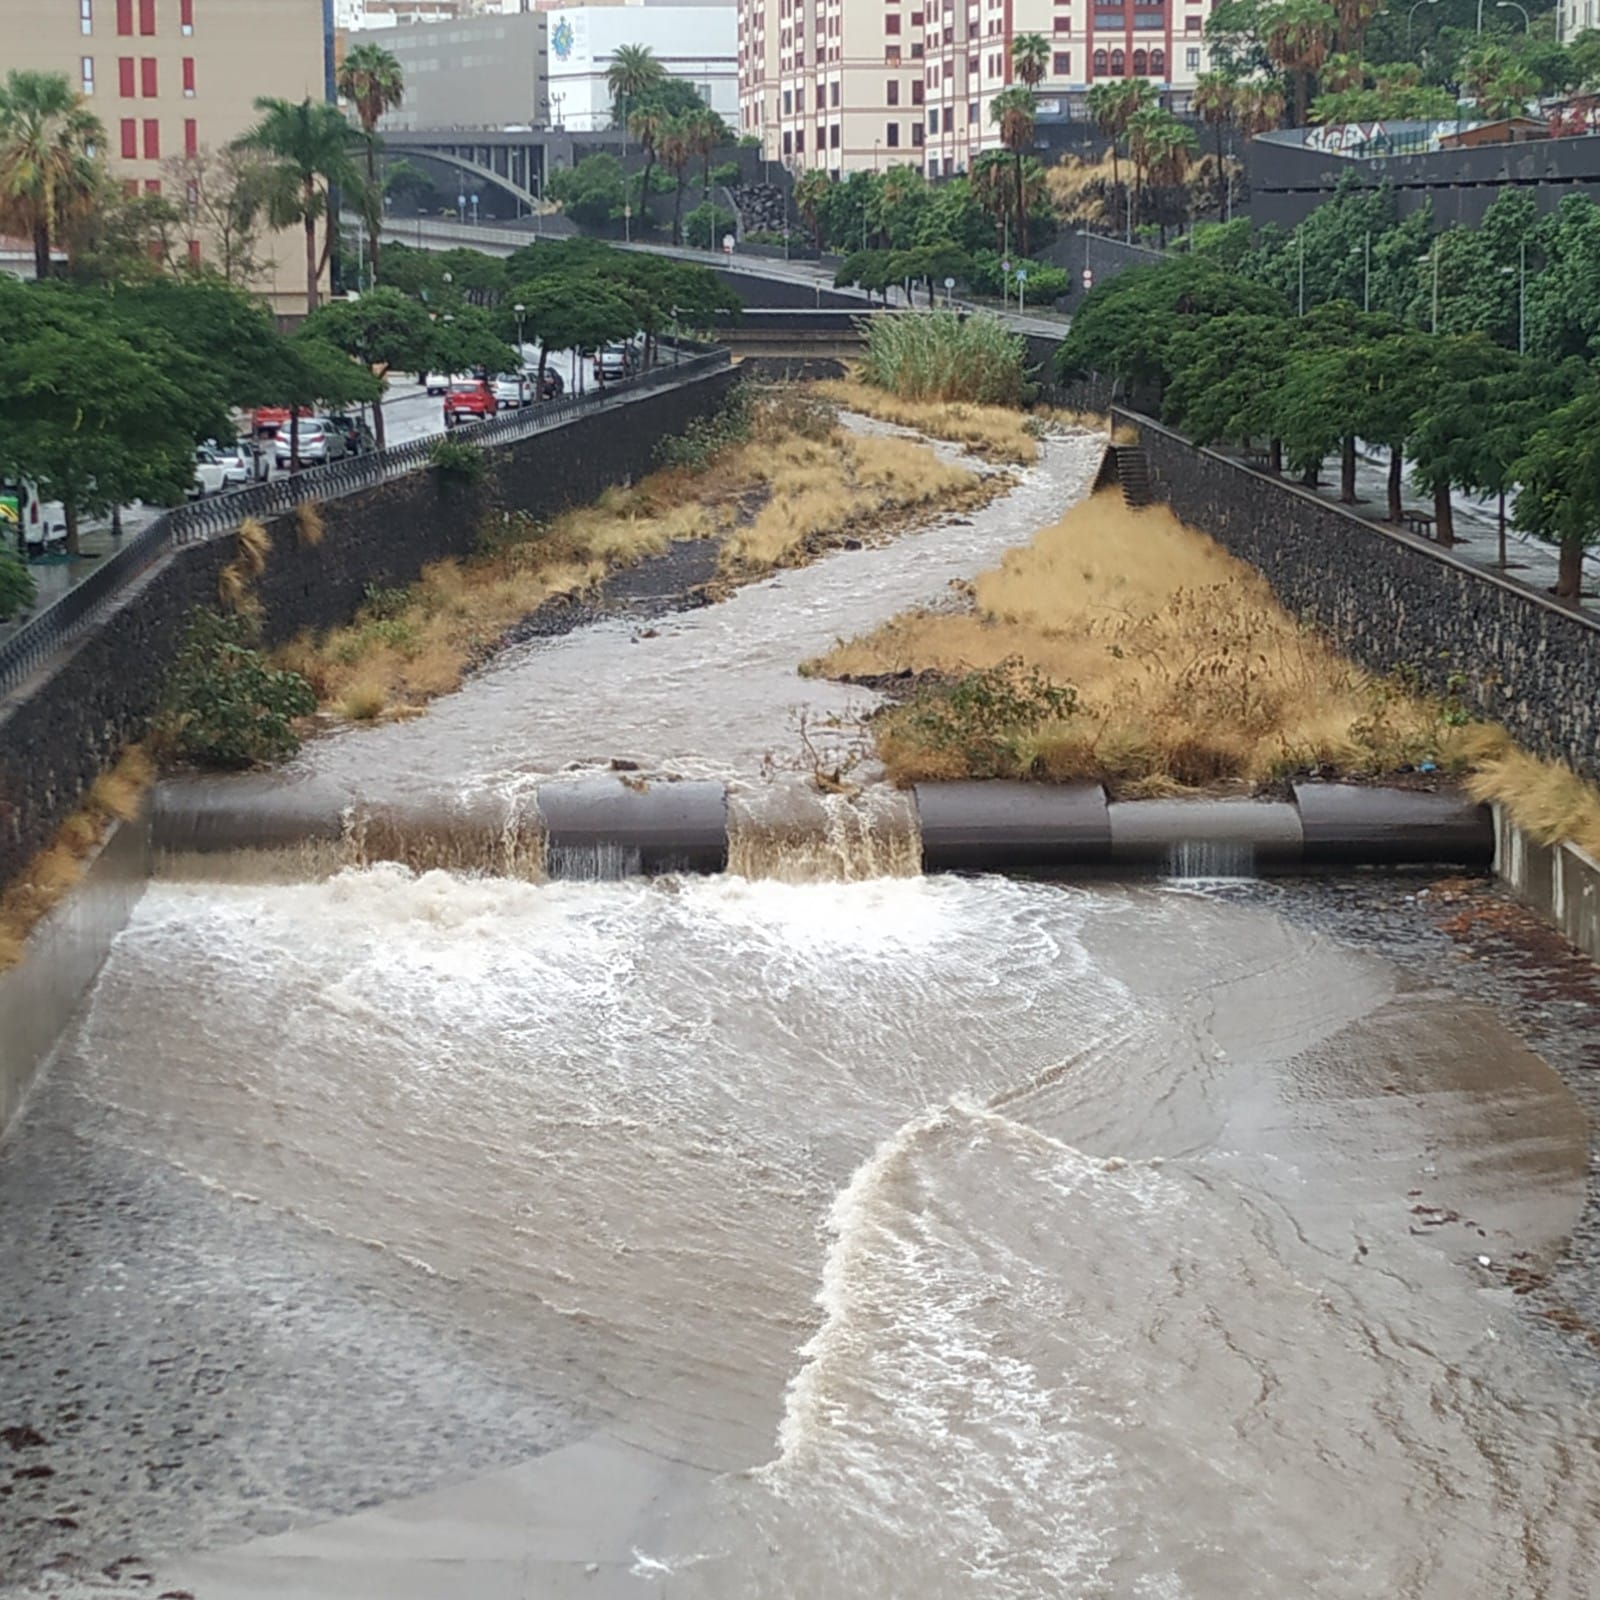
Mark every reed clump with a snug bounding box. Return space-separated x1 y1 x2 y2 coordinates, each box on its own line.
1460 730 1600 858
815 488 1487 790
857 309 1027 406
0 747 153 972
815 377 1040 464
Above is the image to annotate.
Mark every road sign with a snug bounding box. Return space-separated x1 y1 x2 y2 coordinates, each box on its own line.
1016 269 1028 281
943 276 955 289
1001 258 1011 274
722 233 735 255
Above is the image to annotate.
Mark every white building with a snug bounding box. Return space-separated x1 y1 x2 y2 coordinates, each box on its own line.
545 2 737 131
739 0 1210 177
1557 0 1596 40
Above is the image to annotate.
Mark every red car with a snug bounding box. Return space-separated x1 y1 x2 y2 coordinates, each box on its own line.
443 380 498 427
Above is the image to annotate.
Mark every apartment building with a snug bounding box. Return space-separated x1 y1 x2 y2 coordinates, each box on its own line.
739 0 1209 176
5 0 328 309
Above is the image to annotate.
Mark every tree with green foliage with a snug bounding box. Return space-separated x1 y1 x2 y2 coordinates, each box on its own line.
684 200 736 250
1163 309 1294 454
1263 0 1338 125
338 42 405 290
0 69 105 280
1523 191 1600 363
1511 380 1600 597
0 281 201 553
302 287 445 448
234 96 364 313
794 168 831 251
1011 32 1050 89
1086 79 1156 237
658 116 694 245
548 152 628 232
628 107 665 225
607 43 665 141
991 87 1039 257
383 158 433 207
164 145 280 289
1191 73 1237 217
506 277 640 386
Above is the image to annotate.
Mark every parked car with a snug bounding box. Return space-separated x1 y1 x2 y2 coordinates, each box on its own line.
250 405 314 442
189 442 251 498
424 372 454 395
325 412 377 455
443 380 498 427
274 422 349 469
594 342 637 383
493 372 532 409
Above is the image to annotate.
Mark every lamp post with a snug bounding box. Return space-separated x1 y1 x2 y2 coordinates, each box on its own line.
1503 240 1527 353
1297 231 1305 315
1496 0 1530 28
1416 246 1439 333
1363 230 1371 311
513 301 526 355
1407 0 1439 49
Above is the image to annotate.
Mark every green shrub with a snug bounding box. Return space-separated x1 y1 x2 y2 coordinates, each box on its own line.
684 202 737 251
362 582 411 620
709 161 741 188
881 660 1078 779
155 609 316 768
857 309 1027 405
429 436 487 483
0 548 37 621
655 385 753 468
965 252 1069 302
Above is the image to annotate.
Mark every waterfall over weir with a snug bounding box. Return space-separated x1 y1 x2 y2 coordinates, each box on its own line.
149 774 1496 885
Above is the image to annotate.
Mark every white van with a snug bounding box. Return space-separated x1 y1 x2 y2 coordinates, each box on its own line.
0 478 66 558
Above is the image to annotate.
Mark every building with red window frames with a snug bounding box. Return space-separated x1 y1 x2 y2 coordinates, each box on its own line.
6 0 328 309
738 0 1216 177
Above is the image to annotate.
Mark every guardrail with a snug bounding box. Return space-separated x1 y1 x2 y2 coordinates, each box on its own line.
0 347 729 699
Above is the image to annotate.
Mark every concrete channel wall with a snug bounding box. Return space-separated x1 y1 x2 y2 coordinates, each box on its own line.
0 363 738 896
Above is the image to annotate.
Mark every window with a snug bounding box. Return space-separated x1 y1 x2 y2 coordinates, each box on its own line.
182 57 195 95
815 84 825 108
782 88 792 113
183 116 197 156
185 176 198 205
142 117 159 158
968 99 978 123
81 56 96 94
911 8 923 19
830 80 839 105
1133 48 1147 73
887 120 900 145
928 157 940 176
138 0 155 34
1110 47 1125 72
141 56 157 96
795 128 805 151
1093 48 1108 73
81 0 94 34
1054 10 1072 30
886 13 901 30
1150 47 1165 73
1185 46 1200 68
886 43 901 59
180 0 193 31
143 177 160 193
912 79 924 103
116 0 132 33
783 128 793 153
928 106 939 131
968 53 979 75
887 78 900 104
912 122 924 145
188 239 202 267
1185 13 1202 29
123 177 138 196
120 117 137 157
1054 50 1070 74
829 122 840 147
118 56 135 96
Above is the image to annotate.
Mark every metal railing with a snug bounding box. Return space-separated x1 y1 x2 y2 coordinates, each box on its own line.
0 347 729 699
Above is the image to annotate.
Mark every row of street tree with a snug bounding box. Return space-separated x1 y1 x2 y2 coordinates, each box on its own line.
1059 244 1600 596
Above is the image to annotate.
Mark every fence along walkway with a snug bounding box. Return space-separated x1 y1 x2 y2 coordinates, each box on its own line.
0 349 730 700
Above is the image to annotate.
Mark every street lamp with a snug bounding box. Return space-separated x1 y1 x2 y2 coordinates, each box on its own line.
1416 246 1439 333
1407 0 1439 49
1501 241 1528 353
1496 0 1530 28
1297 231 1305 316
513 301 526 354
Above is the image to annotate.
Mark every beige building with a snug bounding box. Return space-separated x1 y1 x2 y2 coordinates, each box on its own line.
739 0 1209 177
6 0 328 310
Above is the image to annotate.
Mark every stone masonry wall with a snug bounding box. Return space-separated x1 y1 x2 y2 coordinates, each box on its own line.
0 368 739 891
1131 412 1600 779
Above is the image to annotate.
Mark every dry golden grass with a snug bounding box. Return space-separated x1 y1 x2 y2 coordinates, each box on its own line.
235 515 270 576
0 747 154 973
296 501 325 547
1461 730 1600 858
1046 153 1122 228
284 394 981 722
815 378 1040 464
815 489 1485 790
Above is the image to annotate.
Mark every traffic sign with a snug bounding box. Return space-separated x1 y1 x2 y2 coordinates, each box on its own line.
943 276 955 289
722 233 735 255
1082 267 1094 287
1001 258 1011 274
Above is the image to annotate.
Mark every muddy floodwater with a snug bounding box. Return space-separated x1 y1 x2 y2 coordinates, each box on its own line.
4 870 1600 1598
5 426 1600 1597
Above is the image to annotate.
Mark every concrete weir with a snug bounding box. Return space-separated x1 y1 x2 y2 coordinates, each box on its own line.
147 775 1496 880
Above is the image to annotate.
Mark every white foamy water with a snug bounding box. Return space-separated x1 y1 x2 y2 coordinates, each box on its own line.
44 869 1600 1596
289 427 1106 800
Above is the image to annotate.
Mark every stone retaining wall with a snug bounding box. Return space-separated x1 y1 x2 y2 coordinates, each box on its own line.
0 368 739 893
1127 411 1600 781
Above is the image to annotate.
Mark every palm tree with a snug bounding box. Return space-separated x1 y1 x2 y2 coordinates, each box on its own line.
969 151 1013 252
685 108 722 198
1087 79 1155 239
1233 81 1288 139
0 70 105 280
794 167 831 250
337 42 404 288
1332 0 1380 53
1263 0 1337 127
607 43 663 148
1191 72 1235 216
235 96 363 313
990 86 1037 257
628 106 664 230
658 115 692 245
1320 51 1365 92
1011 33 1050 91
1131 109 1197 244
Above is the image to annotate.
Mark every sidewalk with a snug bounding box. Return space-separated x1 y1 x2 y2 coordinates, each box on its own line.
1225 444 1599 620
